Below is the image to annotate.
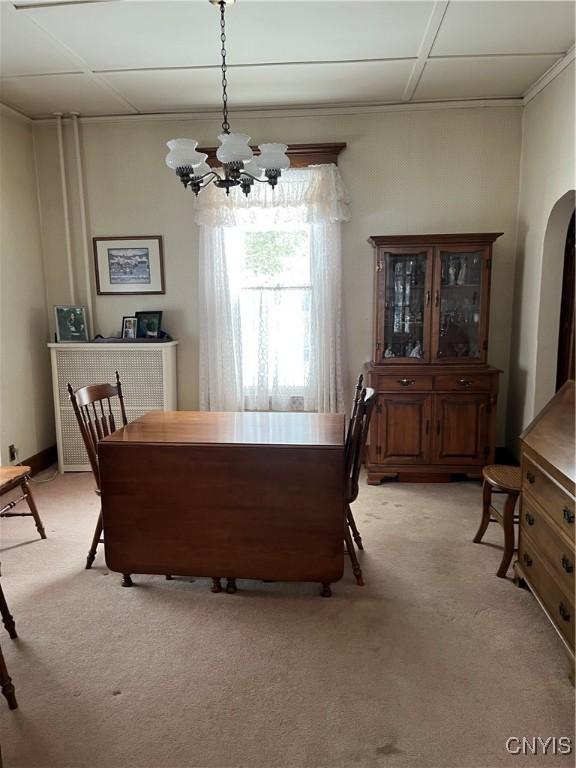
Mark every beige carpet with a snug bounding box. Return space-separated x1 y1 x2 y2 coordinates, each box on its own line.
0 469 573 768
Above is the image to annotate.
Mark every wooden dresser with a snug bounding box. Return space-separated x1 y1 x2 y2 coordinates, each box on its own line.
514 381 575 679
366 233 501 483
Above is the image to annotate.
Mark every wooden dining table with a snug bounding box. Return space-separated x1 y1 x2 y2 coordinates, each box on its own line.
99 410 346 596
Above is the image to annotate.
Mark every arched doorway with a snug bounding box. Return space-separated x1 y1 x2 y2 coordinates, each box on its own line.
534 190 576 411
556 210 575 389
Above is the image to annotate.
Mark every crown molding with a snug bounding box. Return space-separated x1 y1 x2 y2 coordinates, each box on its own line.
523 46 575 105
28 98 523 126
0 102 33 124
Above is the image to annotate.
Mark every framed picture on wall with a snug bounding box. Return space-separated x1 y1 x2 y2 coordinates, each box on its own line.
93 236 165 295
54 305 89 343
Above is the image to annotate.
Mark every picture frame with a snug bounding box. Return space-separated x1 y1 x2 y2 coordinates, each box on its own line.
93 236 165 295
135 311 163 339
121 316 138 340
54 305 89 343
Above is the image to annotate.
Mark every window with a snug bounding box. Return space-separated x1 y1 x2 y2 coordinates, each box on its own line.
224 224 311 409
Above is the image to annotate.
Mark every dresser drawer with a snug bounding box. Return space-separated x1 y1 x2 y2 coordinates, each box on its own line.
373 375 433 392
521 498 575 598
523 456 575 541
519 535 575 651
434 374 492 392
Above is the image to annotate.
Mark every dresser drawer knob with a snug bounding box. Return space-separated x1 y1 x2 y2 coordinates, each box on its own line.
524 512 535 526
398 378 415 387
559 603 571 622
561 555 574 574
457 378 472 387
563 506 575 524
522 552 533 567
526 470 535 484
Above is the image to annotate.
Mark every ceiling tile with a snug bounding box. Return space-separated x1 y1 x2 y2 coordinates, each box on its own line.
100 59 415 112
0 2 81 76
432 1 575 56
414 55 562 100
23 1 434 70
0 73 135 117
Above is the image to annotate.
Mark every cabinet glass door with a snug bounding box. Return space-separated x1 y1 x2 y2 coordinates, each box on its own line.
378 251 431 363
433 247 489 362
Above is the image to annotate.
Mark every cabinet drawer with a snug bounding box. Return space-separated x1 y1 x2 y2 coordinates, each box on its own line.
434 374 492 392
519 534 575 651
521 498 575 598
523 456 575 542
374 375 433 392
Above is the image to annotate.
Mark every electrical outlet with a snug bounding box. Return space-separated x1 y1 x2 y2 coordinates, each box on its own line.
8 444 16 462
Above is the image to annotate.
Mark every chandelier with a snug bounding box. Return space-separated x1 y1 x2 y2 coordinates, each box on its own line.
165 0 290 197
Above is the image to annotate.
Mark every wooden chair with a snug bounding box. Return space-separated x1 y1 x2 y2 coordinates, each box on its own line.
0 583 17 710
344 386 376 586
68 372 132 586
0 466 46 540
473 464 521 577
345 375 365 550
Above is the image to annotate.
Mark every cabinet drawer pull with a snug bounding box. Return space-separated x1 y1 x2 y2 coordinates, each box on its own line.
522 552 533 567
426 290 431 306
561 555 574 574
559 603 571 622
524 512 535 526
563 506 575 524
398 378 415 387
456 378 472 387
526 470 535 484
434 290 439 308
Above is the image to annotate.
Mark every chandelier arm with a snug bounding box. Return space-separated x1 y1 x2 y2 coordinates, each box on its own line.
219 1 230 134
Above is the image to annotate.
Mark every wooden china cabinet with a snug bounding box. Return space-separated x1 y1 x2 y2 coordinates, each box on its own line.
366 233 502 484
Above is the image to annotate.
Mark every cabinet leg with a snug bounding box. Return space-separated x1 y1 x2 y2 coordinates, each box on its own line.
211 578 222 593
320 583 332 598
225 578 237 594
121 574 133 588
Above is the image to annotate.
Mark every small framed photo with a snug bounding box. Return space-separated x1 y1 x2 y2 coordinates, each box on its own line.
135 311 163 339
55 306 89 343
121 316 138 339
93 236 165 295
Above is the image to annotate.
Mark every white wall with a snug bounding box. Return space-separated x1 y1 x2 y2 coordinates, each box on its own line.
34 104 522 444
0 108 54 462
508 62 576 445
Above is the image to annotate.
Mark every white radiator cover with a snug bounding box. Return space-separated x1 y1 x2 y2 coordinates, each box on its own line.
49 341 178 472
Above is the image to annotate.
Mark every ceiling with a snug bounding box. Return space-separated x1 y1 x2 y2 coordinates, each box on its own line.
0 0 574 119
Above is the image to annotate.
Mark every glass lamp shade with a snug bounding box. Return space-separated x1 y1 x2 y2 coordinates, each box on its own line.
190 161 212 179
216 133 253 164
165 139 207 171
242 158 262 178
256 143 290 171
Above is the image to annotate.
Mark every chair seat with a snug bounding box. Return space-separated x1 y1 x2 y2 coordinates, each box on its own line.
482 464 521 493
0 466 31 493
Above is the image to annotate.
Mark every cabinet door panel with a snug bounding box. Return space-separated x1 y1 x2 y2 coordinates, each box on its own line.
375 248 433 363
433 394 489 465
376 394 432 464
431 245 491 364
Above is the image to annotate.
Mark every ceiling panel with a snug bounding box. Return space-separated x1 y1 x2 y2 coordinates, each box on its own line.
0 73 136 116
0 2 81 76
100 59 415 111
22 1 434 71
414 55 562 101
432 1 575 56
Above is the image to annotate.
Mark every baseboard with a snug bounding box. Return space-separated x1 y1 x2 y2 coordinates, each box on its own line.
494 446 519 466
21 445 58 476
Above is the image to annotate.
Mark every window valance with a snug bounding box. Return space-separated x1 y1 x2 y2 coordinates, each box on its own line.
191 164 351 228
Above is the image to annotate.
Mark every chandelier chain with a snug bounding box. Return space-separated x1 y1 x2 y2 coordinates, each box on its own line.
219 1 230 134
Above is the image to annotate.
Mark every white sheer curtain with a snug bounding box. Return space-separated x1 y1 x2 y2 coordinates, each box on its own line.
197 165 350 413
